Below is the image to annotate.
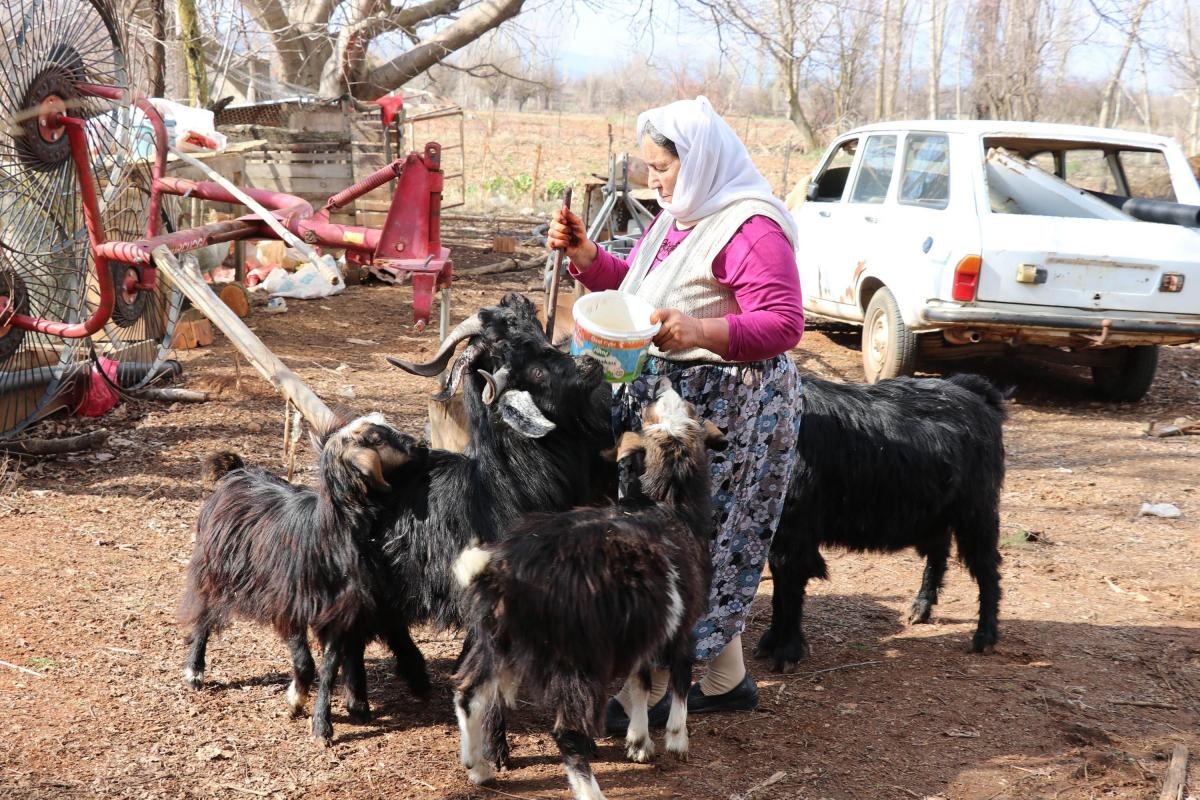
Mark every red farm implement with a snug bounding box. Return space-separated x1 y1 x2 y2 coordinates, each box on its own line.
0 0 451 438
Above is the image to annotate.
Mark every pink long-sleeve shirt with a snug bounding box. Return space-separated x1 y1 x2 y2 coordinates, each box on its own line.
568 214 805 362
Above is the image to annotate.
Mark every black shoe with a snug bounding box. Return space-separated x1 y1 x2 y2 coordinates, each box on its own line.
603 692 673 737
686 673 759 714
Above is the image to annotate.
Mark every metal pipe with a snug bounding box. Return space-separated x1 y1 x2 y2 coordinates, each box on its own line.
7 116 114 338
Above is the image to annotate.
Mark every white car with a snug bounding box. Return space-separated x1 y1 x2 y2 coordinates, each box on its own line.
791 120 1200 400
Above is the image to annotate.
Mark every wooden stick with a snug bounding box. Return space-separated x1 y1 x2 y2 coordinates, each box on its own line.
153 247 334 431
1112 699 1179 709
1159 744 1188 800
0 659 45 678
456 254 545 277
0 429 109 457
546 186 572 338
809 660 883 679
130 387 209 403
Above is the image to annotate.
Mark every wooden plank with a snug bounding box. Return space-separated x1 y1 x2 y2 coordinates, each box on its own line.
244 163 353 180
152 246 334 431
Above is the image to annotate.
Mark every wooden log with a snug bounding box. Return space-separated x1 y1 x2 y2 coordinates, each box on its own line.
456 254 545 276
1159 744 1189 800
152 246 334 432
130 387 209 403
0 429 109 457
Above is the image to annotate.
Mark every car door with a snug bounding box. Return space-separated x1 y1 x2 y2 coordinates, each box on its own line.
831 133 900 316
792 136 861 317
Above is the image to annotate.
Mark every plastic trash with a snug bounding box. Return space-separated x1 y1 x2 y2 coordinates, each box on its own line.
1138 502 1181 518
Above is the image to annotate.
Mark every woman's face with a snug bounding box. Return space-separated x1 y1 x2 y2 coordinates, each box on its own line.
641 138 680 204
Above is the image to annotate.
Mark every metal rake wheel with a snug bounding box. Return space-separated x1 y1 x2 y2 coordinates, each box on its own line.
0 0 177 435
87 128 184 392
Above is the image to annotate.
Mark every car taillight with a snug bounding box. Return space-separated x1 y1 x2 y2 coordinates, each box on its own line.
952 255 982 302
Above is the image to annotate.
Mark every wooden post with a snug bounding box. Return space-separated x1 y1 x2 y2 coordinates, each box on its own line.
152 246 334 431
1159 744 1189 800
779 144 793 197
530 143 542 205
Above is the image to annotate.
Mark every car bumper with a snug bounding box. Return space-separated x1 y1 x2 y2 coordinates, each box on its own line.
921 304 1200 337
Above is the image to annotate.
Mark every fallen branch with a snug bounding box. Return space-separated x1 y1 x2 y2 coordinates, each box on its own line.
0 659 45 678
456 254 546 276
130 387 209 403
809 660 883 679
1159 743 1188 800
1112 698 1179 710
0 429 109 457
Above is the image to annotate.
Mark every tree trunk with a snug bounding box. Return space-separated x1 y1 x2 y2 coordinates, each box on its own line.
787 78 818 152
928 0 945 118
1097 0 1151 129
176 0 207 105
360 0 526 99
875 0 890 120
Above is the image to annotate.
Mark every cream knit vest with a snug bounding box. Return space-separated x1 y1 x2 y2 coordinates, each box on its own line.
619 198 796 363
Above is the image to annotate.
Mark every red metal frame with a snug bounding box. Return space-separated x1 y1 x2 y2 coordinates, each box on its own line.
6 81 452 334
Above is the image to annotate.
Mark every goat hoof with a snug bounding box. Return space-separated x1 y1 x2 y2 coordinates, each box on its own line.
665 729 689 761
907 600 934 625
752 631 777 660
972 639 997 655
625 737 655 764
346 702 372 723
182 667 204 689
311 720 333 744
286 682 309 715
466 762 497 785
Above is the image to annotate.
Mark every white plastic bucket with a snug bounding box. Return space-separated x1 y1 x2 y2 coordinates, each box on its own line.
571 290 661 383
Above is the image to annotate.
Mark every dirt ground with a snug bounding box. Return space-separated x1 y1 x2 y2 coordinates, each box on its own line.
1 227 1198 800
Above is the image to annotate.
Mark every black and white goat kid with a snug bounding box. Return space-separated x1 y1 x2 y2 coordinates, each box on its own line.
756 373 1008 671
452 382 726 800
180 411 430 742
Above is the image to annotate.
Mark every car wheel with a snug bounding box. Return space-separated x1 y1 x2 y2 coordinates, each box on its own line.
861 288 918 382
1091 345 1158 402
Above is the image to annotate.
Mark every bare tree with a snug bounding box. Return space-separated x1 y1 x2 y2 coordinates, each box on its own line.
220 0 529 100
1165 0 1200 152
928 0 947 117
683 0 828 151
1095 0 1153 128
967 0 1078 120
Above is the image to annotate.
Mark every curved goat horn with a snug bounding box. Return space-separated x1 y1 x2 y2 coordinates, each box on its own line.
386 314 483 377
478 366 510 406
433 342 482 402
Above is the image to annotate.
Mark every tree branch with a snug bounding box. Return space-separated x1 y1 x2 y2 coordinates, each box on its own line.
359 0 526 98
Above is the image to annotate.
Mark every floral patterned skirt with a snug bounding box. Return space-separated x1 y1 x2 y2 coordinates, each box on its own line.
613 354 802 662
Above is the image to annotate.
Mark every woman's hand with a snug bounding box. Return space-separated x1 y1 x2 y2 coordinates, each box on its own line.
651 309 730 357
547 208 598 269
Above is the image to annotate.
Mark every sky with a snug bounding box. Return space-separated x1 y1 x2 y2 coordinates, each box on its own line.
525 0 1180 91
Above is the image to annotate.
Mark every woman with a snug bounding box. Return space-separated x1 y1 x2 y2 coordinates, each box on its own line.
547 96 803 729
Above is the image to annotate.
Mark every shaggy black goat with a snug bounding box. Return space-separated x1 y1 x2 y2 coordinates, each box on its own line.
756 373 1007 671
180 412 431 742
452 383 726 798
380 294 615 632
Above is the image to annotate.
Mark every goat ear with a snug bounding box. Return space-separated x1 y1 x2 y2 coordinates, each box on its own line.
615 430 645 460
498 390 556 438
347 447 389 491
702 420 728 452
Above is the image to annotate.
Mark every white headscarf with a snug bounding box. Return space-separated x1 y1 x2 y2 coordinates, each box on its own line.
636 96 795 240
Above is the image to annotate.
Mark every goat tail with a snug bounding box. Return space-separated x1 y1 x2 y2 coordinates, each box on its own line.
453 545 494 588
947 374 1007 418
203 452 246 486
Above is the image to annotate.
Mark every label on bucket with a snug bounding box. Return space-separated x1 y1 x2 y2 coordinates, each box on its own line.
571 326 652 383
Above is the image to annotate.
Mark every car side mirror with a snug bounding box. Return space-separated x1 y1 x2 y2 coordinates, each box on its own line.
806 181 820 202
